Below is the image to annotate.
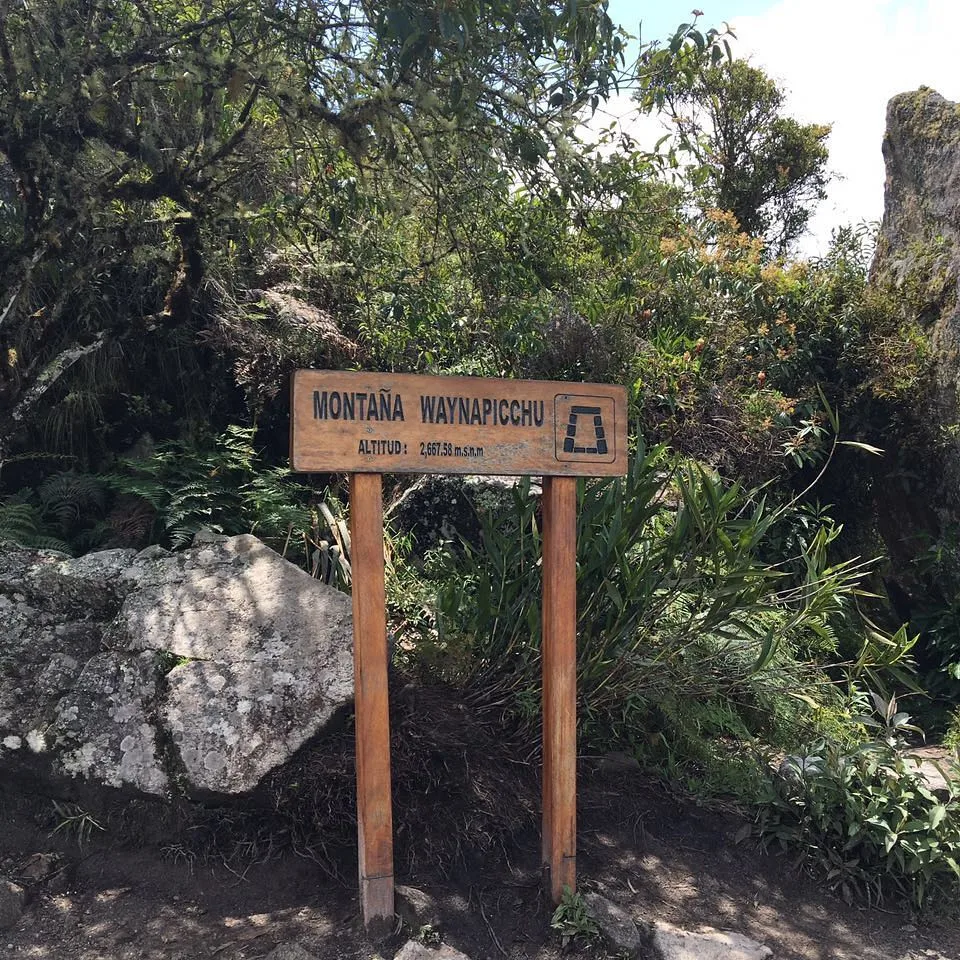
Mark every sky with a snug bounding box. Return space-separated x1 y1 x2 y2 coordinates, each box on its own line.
600 1 960 255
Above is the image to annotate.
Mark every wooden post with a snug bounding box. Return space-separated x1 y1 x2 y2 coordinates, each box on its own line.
541 475 578 903
291 371 627 927
349 473 395 936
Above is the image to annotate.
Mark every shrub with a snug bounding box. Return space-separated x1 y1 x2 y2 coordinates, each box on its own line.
411 438 912 761
106 426 351 585
0 471 108 554
758 694 960 911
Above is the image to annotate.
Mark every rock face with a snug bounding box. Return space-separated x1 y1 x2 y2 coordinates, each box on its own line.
0 534 353 798
868 88 960 570
873 88 960 398
873 88 960 427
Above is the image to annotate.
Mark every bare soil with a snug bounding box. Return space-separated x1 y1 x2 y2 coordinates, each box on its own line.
2 685 959 960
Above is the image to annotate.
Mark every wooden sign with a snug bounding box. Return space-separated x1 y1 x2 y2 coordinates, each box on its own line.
290 368 630 936
291 370 627 476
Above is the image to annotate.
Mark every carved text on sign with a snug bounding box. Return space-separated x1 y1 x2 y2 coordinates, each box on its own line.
291 371 628 477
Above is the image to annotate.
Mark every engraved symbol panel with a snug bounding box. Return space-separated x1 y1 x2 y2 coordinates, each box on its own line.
554 394 617 463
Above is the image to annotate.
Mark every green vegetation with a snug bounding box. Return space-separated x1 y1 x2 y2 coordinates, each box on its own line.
550 888 600 946
759 695 960 911
653 57 831 255
1 0 958 916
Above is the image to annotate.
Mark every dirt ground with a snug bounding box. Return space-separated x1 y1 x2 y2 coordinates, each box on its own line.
2 688 960 960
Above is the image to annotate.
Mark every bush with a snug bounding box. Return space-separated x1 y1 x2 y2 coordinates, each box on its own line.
0 472 108 554
106 425 354 584
758 694 960 911
403 438 913 765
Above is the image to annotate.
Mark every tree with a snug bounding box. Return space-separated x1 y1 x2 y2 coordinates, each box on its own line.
661 58 830 255
0 0 627 472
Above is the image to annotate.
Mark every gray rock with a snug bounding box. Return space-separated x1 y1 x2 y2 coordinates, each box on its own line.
124 534 354 795
652 922 772 960
869 88 960 563
55 651 169 795
0 535 354 798
0 880 25 931
136 544 171 561
263 944 319 960
583 891 644 956
396 884 443 931
905 747 959 799
191 527 229 545
394 942 472 960
595 751 642 775
16 852 65 885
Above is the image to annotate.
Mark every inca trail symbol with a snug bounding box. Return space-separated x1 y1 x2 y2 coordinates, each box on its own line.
563 406 608 455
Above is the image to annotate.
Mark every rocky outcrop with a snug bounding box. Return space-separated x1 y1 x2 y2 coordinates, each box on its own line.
864 88 960 584
872 87 960 408
0 534 353 798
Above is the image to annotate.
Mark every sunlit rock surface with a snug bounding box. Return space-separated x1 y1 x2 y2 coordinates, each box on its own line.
0 534 353 797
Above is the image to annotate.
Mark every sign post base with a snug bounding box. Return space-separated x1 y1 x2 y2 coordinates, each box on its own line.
350 473 395 934
541 475 578 903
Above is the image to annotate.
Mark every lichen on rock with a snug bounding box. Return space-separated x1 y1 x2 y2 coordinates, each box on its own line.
0 534 354 799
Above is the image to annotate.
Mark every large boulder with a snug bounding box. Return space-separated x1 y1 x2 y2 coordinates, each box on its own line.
872 87 960 410
866 88 960 585
0 534 353 798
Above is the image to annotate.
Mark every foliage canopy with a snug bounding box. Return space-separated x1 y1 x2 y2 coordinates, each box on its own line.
657 57 831 255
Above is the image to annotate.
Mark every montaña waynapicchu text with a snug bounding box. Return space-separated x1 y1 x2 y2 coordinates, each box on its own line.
312 390 545 427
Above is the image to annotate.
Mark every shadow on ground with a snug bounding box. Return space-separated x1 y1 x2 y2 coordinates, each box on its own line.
2 685 958 960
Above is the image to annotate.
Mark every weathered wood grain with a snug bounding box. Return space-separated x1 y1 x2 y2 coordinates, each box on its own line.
349 473 394 936
541 475 578 903
291 370 627 476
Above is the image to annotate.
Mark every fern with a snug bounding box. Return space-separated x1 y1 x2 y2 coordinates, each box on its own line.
3 425 345 573
0 497 71 553
38 471 106 529
105 424 337 570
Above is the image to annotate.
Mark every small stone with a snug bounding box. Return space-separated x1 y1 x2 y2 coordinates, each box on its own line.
652 922 772 960
595 751 641 775
901 923 917 932
191 528 228 545
263 944 319 960
135 545 170 561
396 884 443 931
394 942 472 960
17 852 64 884
0 880 26 931
582 892 643 956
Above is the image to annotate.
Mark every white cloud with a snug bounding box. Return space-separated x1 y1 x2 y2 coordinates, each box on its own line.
729 0 960 253
590 1 960 255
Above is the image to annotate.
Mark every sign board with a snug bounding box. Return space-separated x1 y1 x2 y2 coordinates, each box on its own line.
289 368 630 932
291 370 628 476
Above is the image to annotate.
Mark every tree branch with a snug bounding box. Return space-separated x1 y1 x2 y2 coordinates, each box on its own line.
0 247 45 331
13 335 106 425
